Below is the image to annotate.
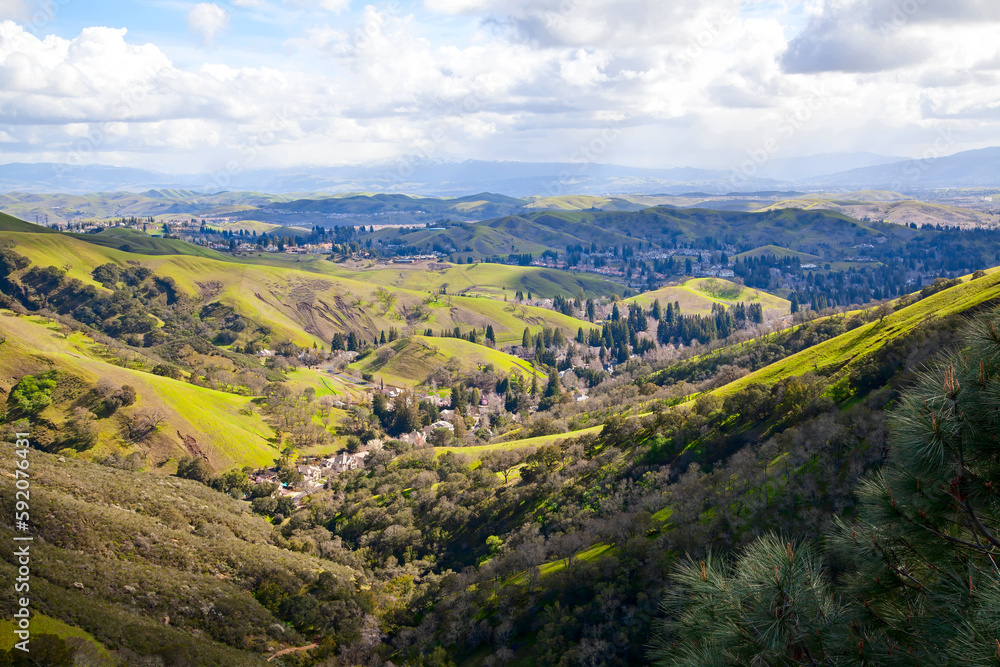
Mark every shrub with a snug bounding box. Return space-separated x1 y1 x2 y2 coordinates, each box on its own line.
10 372 57 415
176 456 213 484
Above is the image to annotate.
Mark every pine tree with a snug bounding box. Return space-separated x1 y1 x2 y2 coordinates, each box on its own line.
827 309 1000 662
654 308 1000 665
651 535 845 665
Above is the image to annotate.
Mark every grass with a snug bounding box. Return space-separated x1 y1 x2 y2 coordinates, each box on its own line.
754 195 996 229
433 425 603 460
350 335 543 387
323 261 622 299
505 543 616 586
712 268 1000 399
626 277 790 317
734 245 821 262
522 195 644 212
3 230 596 350
66 227 229 259
0 311 278 472
0 613 113 658
284 367 366 401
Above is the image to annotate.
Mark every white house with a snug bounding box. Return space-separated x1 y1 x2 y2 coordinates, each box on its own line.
329 453 359 473
296 464 323 482
428 420 454 432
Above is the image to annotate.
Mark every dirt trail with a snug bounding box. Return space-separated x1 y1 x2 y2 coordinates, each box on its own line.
266 643 318 662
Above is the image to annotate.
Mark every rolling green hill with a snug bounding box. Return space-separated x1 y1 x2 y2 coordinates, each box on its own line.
9 196 1000 666
3 229 594 348
712 268 1000 399
324 260 622 299
349 335 542 387
625 277 791 318
0 210 59 233
522 195 647 212
361 205 916 265
733 245 821 262
66 228 230 258
388 221 553 257
463 206 910 261
754 192 996 229
0 312 278 471
270 191 525 218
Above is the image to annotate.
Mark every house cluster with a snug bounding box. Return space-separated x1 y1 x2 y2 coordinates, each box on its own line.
295 451 368 482
250 450 370 505
389 255 440 263
283 242 334 255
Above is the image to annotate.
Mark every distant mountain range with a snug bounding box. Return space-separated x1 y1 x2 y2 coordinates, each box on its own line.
1 148 998 197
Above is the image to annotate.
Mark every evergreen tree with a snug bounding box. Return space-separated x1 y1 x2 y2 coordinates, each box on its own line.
654 308 1000 665
543 367 561 399
652 536 845 666
450 383 466 413
827 309 1000 662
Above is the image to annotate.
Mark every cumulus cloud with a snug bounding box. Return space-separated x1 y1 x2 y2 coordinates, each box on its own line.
187 3 230 46
0 0 30 21
782 0 1000 73
2 0 1000 172
427 0 742 49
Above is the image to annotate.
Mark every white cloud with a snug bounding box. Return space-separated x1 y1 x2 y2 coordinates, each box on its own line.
0 0 30 21
2 0 1000 173
782 0 1000 73
187 3 230 46
559 49 608 88
284 0 351 12
318 0 350 11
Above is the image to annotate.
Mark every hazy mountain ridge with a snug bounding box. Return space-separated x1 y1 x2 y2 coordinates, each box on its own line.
5 149 998 198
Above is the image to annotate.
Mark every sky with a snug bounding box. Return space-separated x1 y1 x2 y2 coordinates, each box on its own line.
0 0 998 175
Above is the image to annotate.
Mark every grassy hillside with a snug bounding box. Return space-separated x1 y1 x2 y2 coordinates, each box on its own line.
0 210 59 233
433 425 603 460
0 613 113 659
390 222 553 258
522 195 646 212
734 245 821 262
64 228 230 259
0 451 367 665
3 230 594 348
324 260 622 299
625 277 791 318
455 206 905 262
349 335 542 386
0 312 279 470
755 194 996 229
712 268 1000 399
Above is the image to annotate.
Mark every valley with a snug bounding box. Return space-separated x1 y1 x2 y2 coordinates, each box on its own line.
3 192 1000 666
